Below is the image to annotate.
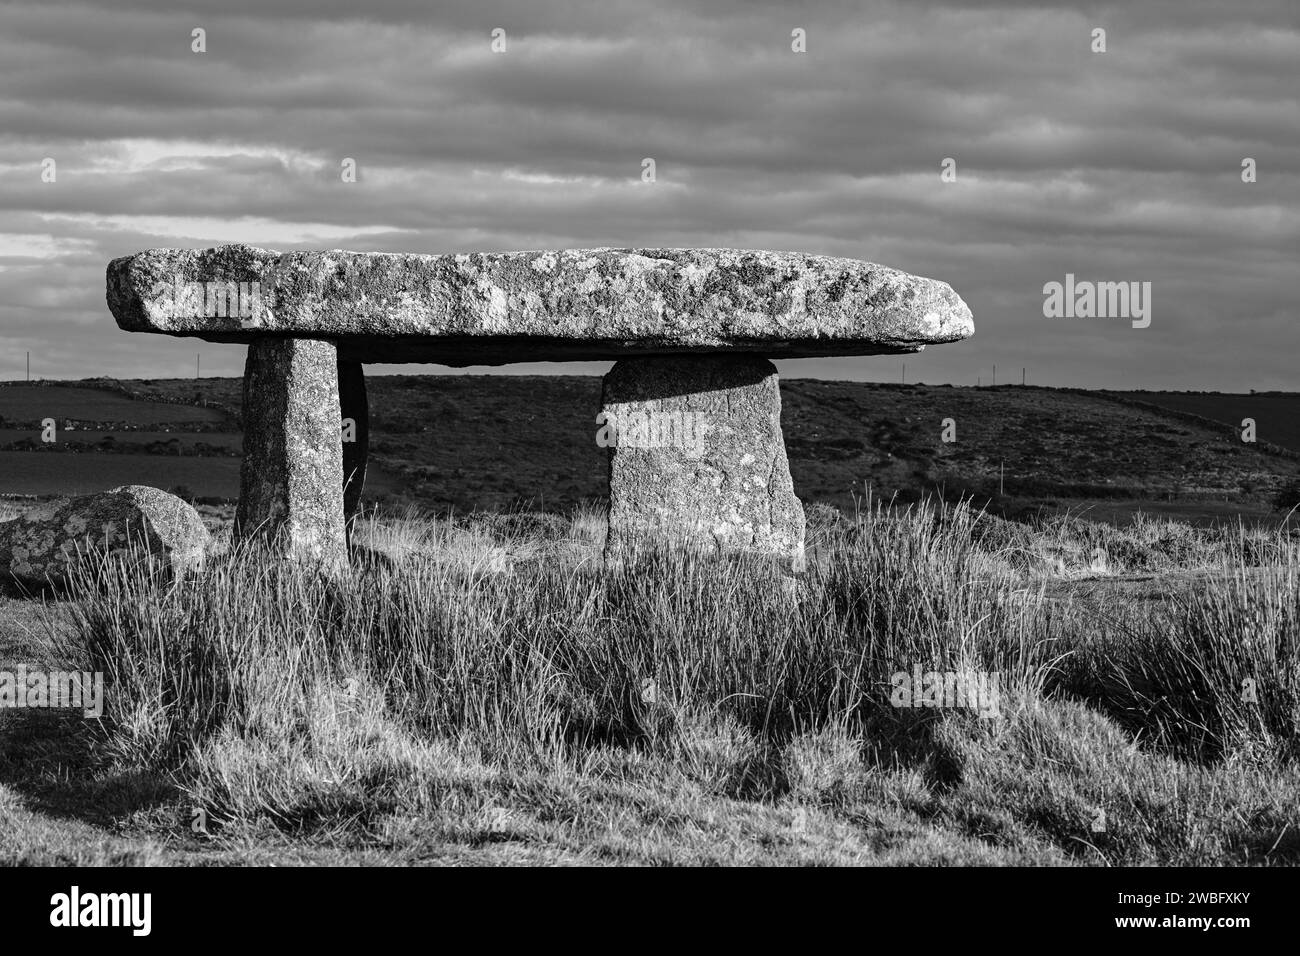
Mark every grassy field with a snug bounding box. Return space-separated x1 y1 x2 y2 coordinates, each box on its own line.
0 452 244 498
1 500 1298 866
0 385 226 425
0 430 242 452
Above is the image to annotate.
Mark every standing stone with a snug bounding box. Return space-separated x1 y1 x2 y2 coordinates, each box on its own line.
602 355 805 570
339 359 369 529
235 338 346 568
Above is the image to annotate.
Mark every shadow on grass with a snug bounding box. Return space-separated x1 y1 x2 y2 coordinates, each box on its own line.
0 584 185 832
0 705 182 829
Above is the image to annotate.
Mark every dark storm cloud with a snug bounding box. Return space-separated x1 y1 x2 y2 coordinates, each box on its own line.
0 0 1296 386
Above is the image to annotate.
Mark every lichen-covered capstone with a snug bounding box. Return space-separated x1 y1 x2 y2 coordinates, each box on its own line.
0 485 209 587
602 355 805 569
106 245 973 366
235 337 346 568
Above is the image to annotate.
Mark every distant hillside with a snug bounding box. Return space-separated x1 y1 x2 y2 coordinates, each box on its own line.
780 382 1298 512
0 380 398 500
1 378 1295 521
1106 391 1300 456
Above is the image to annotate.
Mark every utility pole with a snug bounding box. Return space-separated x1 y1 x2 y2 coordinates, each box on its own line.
26 352 30 382
1022 367 1026 386
993 364 997 387
197 353 201 379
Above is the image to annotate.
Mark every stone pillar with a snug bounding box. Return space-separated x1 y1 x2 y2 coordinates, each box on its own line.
235 337 346 568
601 355 805 571
339 358 369 530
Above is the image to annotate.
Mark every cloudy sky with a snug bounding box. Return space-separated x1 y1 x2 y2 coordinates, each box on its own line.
1 0 1296 389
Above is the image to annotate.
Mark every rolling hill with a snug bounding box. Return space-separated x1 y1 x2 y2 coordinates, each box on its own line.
0 377 1295 523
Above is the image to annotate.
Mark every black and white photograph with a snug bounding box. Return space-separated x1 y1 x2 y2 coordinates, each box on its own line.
0 0 1295 935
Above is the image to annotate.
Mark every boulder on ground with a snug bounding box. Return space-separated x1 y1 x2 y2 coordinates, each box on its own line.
0 485 209 587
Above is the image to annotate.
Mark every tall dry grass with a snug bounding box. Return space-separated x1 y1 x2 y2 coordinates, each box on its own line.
50 498 1300 863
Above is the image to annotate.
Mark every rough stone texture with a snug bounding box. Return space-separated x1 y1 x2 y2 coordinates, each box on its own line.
235 337 346 568
0 485 209 587
106 245 974 366
602 355 805 569
339 358 369 527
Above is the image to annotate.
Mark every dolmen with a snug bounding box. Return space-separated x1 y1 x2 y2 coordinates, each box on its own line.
106 245 973 571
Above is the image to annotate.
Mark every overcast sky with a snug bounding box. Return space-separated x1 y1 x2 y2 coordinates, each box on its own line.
1 0 1295 389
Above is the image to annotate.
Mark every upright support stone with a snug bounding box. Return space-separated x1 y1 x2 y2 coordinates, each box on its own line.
602 355 805 571
339 359 369 529
235 337 346 568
